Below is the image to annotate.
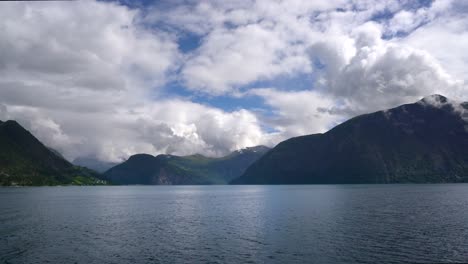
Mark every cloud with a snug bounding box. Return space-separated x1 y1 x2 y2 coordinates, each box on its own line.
182 23 312 94
0 104 9 121
164 0 349 94
249 88 339 141
314 21 464 116
419 94 468 124
397 1 468 92
129 100 264 158
0 1 178 92
0 0 467 163
163 0 466 106
1 98 265 163
0 1 265 162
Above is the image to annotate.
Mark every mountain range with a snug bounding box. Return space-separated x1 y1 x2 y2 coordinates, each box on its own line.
103 146 270 185
73 156 118 173
232 95 468 184
0 120 105 186
1 94 467 186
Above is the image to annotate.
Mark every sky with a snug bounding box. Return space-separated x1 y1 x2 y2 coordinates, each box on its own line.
0 0 467 162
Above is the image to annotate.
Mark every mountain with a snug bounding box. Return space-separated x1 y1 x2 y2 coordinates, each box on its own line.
0 120 106 186
73 156 119 173
48 147 66 160
103 145 270 185
232 95 468 184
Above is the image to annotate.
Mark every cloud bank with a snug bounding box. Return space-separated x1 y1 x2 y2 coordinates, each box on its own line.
0 0 466 162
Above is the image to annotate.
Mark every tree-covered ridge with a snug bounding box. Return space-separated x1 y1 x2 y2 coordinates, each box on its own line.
232 95 468 184
0 120 106 186
104 146 270 185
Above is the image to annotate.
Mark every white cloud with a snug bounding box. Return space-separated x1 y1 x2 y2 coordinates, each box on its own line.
170 0 350 94
1 0 467 164
168 0 467 105
249 88 339 141
129 100 264 158
0 104 9 121
182 23 312 94
0 1 265 162
397 1 468 93
317 21 464 115
419 94 468 123
0 98 265 162
0 1 178 92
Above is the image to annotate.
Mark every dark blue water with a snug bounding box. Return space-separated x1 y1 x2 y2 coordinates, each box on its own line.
1 185 468 263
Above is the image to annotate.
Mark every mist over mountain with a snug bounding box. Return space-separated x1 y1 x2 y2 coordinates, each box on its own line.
104 146 270 185
73 156 119 173
0 120 105 185
3 94 467 186
232 95 468 184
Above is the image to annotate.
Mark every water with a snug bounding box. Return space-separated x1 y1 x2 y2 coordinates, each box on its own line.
1 185 468 263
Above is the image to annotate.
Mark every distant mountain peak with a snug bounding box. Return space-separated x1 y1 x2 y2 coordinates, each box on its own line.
1 120 21 128
233 145 270 154
419 94 450 107
128 153 155 161
104 145 270 185
417 94 467 123
247 145 270 154
424 94 447 101
3 119 18 124
73 156 119 173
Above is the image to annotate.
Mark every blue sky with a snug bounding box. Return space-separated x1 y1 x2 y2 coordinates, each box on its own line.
111 0 448 113
0 0 466 161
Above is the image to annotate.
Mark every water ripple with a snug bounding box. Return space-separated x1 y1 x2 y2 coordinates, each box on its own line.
1 185 468 263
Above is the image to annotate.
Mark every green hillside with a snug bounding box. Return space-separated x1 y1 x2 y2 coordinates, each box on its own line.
104 146 270 185
232 95 468 184
0 120 106 186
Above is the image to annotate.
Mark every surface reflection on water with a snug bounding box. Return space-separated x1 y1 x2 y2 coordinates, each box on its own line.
1 184 468 263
